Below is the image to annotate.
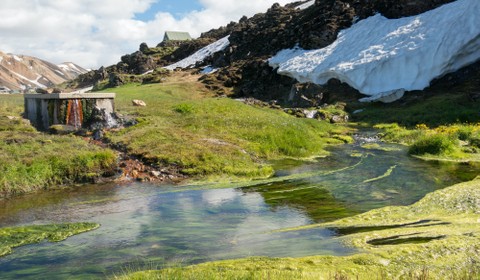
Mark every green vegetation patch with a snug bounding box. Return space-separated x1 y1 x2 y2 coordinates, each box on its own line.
121 178 480 279
374 123 480 161
409 134 456 156
0 223 99 257
0 95 117 197
104 76 351 179
352 89 480 127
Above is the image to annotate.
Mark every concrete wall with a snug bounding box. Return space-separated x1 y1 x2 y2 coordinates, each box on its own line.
24 93 115 131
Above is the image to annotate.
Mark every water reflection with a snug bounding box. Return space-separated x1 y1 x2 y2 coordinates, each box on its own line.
0 185 349 279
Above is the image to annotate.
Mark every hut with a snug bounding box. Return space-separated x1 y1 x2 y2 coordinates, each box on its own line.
162 31 192 42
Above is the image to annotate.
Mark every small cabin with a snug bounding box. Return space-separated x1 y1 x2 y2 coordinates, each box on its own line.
162 31 192 43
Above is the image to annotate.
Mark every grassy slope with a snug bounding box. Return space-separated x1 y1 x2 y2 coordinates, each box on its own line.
104 73 351 178
352 83 480 128
0 223 99 257
0 95 117 197
121 177 480 280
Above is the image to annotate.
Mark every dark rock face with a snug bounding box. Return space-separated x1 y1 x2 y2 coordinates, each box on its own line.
288 83 327 108
120 51 156 74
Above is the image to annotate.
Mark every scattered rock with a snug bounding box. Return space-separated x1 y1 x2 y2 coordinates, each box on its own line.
35 88 62 94
132 99 147 107
331 114 348 123
92 129 104 140
109 73 125 87
288 83 327 108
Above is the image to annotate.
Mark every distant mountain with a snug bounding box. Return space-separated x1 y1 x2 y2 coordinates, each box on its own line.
0 51 87 91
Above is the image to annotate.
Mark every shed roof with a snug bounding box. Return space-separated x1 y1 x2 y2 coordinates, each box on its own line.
163 31 192 42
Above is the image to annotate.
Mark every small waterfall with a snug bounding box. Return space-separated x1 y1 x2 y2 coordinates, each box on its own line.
304 109 317 119
104 110 118 128
66 99 83 129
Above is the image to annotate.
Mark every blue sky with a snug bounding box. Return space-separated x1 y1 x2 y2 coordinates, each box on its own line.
0 0 297 68
136 0 203 21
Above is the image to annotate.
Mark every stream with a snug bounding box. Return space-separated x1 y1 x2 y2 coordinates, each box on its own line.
0 137 478 279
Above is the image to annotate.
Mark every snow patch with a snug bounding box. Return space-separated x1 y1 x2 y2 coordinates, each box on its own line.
201 66 218 75
71 86 94 94
58 63 86 74
297 0 314 10
270 0 480 103
12 55 23 62
54 70 65 76
11 72 46 89
141 70 154 76
164 36 230 70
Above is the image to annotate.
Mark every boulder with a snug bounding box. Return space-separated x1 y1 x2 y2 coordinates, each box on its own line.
132 99 147 107
288 83 326 107
35 88 49 94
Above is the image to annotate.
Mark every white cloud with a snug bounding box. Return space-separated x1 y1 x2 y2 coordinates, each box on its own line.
0 0 297 69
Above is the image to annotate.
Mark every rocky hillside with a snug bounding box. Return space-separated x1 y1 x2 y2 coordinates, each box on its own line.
0 51 87 91
68 0 479 110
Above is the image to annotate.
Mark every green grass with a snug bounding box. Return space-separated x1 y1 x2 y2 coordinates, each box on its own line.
352 90 480 127
374 123 480 161
409 134 457 156
0 95 117 197
103 74 351 178
0 223 99 257
118 177 480 280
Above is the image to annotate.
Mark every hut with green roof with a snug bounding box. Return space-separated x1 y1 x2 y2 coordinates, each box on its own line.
162 31 192 43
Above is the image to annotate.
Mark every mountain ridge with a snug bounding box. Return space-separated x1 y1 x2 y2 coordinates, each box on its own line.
0 51 87 92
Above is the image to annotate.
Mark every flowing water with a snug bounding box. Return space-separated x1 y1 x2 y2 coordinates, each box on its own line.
0 138 478 279
66 99 83 129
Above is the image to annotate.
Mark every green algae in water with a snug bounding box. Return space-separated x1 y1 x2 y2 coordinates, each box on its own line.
362 165 397 183
0 223 99 257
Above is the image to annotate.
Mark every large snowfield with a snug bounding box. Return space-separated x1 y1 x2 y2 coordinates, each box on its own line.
164 36 230 71
269 0 480 102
